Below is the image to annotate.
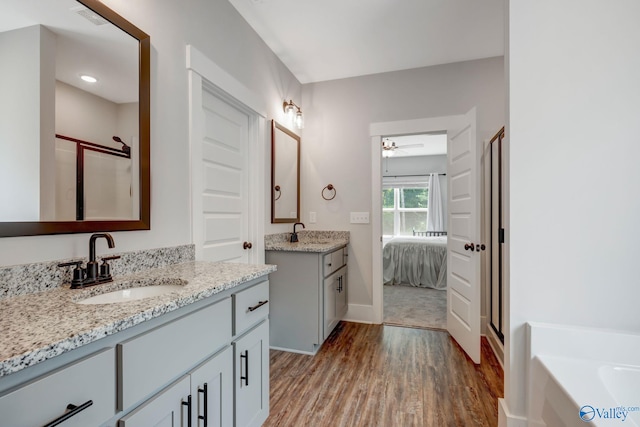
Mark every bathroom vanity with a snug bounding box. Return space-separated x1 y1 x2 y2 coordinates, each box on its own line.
265 231 349 355
0 261 274 427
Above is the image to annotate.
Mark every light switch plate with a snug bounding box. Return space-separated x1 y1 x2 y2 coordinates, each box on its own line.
309 212 317 223
350 212 370 224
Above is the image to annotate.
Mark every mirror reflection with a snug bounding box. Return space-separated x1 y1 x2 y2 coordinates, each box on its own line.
271 121 300 223
0 0 150 236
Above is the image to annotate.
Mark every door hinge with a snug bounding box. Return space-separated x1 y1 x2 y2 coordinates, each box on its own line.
499 228 505 244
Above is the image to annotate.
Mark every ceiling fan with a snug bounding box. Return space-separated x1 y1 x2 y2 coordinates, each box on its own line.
381 138 424 157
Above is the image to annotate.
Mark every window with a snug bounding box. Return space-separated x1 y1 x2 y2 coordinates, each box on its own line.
382 186 429 236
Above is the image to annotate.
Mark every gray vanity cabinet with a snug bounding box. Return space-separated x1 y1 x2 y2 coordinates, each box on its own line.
119 346 233 427
118 375 191 426
232 279 270 427
0 348 115 427
233 320 269 427
190 346 233 427
324 265 347 340
0 277 270 427
267 245 348 354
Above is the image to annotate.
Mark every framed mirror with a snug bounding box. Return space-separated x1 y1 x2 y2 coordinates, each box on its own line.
0 0 150 237
271 120 300 223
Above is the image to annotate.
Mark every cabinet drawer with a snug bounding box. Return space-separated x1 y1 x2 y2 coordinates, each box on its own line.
323 247 344 277
0 348 115 427
118 297 232 410
234 280 269 336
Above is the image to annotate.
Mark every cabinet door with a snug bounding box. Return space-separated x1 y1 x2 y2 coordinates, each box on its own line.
190 346 233 427
234 320 269 427
323 272 339 339
335 267 348 320
118 376 190 427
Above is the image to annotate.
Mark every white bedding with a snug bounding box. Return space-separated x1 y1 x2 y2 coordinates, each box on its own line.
383 236 447 289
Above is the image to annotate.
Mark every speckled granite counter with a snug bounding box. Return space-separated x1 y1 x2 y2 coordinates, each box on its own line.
0 261 275 377
265 230 349 253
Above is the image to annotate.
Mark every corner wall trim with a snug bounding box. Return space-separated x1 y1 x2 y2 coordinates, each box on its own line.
498 399 528 427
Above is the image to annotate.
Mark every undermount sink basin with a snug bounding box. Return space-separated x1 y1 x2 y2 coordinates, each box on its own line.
75 279 186 305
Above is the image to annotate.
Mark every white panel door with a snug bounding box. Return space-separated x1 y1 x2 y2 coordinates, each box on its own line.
446 107 481 364
199 89 250 263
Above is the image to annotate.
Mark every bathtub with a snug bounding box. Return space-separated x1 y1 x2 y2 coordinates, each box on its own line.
528 323 640 427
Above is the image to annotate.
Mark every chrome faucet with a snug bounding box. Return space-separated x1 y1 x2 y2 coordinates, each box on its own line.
58 233 119 288
290 222 305 243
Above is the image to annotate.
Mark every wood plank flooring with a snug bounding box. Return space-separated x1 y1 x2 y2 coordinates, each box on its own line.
265 322 503 427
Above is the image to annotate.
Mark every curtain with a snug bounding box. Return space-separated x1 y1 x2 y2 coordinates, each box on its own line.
427 173 444 231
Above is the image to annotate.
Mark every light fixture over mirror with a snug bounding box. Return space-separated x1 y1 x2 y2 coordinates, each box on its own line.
0 0 150 237
283 99 304 129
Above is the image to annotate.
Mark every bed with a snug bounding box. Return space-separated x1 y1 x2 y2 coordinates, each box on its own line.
383 231 447 289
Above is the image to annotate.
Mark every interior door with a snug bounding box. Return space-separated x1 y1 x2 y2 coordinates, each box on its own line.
197 88 250 263
446 107 481 364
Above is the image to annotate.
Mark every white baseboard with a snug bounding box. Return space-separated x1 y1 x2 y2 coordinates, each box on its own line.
344 304 375 324
499 399 528 427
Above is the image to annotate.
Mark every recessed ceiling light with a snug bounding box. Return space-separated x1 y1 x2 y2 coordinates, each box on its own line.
80 74 98 83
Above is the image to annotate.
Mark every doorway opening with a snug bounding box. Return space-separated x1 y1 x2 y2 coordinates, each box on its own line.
370 109 482 364
380 132 448 330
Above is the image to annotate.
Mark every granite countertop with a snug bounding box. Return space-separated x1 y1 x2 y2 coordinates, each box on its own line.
265 230 349 253
0 261 275 377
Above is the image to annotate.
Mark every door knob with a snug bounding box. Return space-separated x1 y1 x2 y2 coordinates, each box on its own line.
464 243 475 251
243 242 252 250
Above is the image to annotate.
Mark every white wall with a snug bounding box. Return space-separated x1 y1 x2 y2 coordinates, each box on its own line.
301 57 505 313
0 26 54 222
382 154 447 176
0 0 301 266
506 0 640 421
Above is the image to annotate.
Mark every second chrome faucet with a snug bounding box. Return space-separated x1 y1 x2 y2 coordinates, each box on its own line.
58 233 120 289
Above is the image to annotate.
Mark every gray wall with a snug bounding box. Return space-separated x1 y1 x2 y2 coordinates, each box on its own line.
301 57 505 310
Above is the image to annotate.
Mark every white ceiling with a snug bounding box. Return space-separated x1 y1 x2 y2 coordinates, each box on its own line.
1 0 138 104
229 0 505 84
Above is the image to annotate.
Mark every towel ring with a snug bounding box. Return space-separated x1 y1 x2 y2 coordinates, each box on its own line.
274 185 281 201
322 184 336 200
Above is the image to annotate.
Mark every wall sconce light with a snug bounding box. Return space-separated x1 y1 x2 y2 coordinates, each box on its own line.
283 99 304 129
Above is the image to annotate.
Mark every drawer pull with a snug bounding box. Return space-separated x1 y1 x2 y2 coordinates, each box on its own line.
240 350 249 386
198 383 208 427
182 394 192 427
248 300 268 312
42 400 93 427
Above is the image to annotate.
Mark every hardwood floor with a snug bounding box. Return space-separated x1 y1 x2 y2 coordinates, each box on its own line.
265 322 503 427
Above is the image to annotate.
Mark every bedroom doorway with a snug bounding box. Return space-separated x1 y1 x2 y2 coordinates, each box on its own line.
380 133 448 331
370 110 482 363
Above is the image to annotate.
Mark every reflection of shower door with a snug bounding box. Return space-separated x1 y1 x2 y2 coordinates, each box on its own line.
489 128 505 343
82 148 132 220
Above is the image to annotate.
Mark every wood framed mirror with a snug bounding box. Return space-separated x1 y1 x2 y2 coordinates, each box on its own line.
271 120 300 223
0 0 150 237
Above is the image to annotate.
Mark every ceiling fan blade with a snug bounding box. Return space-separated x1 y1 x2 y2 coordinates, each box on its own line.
396 143 424 149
